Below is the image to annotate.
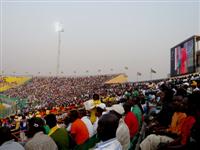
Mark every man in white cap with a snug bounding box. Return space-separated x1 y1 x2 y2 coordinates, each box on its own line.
108 104 130 150
93 103 107 134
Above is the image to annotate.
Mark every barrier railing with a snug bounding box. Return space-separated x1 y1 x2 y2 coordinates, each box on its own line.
0 94 28 118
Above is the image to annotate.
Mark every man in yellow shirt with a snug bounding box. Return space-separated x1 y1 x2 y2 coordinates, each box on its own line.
90 94 101 124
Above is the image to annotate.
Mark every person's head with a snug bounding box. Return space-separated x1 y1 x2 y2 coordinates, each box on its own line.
27 117 45 137
188 91 200 107
132 96 140 105
187 92 200 117
93 94 99 100
109 110 121 121
108 104 124 119
0 127 12 145
22 115 26 120
97 113 119 141
44 114 57 128
96 103 106 117
176 87 187 97
68 110 79 122
191 81 197 89
78 108 87 118
163 88 174 103
64 116 71 127
123 102 131 114
127 96 135 106
96 107 104 117
160 84 174 103
172 95 184 111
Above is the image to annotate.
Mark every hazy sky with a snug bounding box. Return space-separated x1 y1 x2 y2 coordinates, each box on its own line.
0 0 200 81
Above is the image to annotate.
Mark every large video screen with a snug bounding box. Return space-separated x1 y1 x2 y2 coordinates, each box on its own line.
171 38 195 77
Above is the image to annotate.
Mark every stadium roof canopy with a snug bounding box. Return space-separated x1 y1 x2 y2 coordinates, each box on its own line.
105 74 128 84
0 76 30 92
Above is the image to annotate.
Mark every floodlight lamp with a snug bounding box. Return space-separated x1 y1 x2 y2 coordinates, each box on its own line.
55 22 64 32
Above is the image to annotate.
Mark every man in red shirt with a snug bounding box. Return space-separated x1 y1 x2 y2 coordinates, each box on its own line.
123 103 139 140
69 110 89 145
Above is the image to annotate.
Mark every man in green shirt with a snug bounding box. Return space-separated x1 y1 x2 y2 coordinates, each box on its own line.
45 114 70 150
130 96 142 128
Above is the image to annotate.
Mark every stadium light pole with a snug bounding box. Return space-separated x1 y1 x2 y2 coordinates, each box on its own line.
55 22 64 75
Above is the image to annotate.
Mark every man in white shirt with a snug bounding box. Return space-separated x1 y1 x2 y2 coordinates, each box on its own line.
79 108 95 138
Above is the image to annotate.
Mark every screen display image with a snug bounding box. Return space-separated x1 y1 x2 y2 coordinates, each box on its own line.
171 39 194 76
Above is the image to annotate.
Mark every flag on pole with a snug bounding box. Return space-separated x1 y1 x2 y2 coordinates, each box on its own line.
137 72 142 76
150 68 156 73
124 66 128 70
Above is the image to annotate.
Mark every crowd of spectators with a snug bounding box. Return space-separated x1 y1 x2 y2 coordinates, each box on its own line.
2 75 118 110
0 73 200 150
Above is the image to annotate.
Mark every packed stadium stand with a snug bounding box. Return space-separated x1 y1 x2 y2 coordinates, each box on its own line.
0 73 200 150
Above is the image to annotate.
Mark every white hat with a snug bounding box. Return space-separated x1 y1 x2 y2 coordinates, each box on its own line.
97 103 106 110
183 82 189 86
107 104 125 115
83 100 95 110
183 79 188 82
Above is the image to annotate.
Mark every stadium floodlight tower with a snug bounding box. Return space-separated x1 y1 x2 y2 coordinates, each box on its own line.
55 22 64 75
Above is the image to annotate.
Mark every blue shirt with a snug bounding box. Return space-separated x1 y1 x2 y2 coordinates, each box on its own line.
0 140 25 150
94 138 122 150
